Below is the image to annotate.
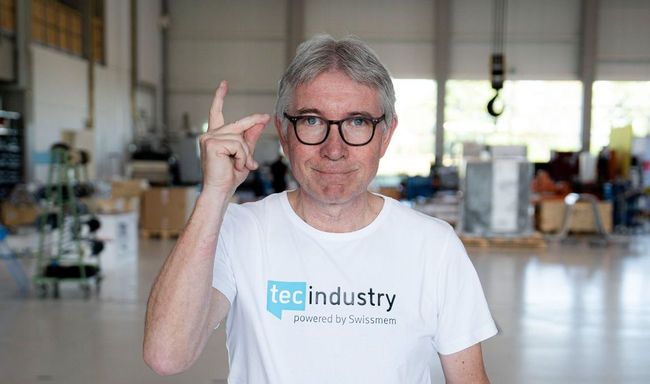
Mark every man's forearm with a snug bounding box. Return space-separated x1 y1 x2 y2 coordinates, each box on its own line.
143 191 230 375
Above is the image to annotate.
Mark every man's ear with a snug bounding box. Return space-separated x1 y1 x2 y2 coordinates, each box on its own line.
275 115 290 155
379 115 398 158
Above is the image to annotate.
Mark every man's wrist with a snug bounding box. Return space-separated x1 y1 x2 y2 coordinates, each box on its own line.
196 187 232 208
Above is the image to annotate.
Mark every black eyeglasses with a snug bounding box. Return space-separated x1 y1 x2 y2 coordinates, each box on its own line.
283 113 385 146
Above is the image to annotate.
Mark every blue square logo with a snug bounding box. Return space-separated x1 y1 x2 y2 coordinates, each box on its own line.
267 280 307 319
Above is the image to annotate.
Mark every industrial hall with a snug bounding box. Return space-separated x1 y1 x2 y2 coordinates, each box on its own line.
0 0 649 383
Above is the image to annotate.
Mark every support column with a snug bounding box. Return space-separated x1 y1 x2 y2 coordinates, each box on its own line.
161 0 169 131
285 0 304 66
434 0 450 166
82 0 95 130
579 0 599 152
14 0 33 180
131 0 138 131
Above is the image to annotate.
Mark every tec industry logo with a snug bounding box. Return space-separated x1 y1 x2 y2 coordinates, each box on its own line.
266 280 397 324
266 280 307 319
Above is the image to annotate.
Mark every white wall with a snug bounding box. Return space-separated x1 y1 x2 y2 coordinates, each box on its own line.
30 0 163 182
31 46 89 181
597 0 650 80
450 0 582 80
137 0 163 129
167 0 287 165
304 0 436 79
94 0 132 179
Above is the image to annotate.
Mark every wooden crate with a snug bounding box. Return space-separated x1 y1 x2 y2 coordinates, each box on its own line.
140 228 181 240
536 200 612 234
460 232 547 249
1 202 40 228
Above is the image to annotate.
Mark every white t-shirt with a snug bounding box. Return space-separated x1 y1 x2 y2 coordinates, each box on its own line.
213 192 497 383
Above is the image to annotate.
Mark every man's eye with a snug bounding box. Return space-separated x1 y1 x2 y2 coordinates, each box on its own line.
305 116 320 125
350 117 367 126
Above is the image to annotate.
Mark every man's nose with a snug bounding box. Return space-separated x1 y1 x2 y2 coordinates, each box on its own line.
319 124 347 160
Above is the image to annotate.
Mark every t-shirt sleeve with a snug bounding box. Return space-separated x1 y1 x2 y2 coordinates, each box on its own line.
432 230 498 355
212 207 237 305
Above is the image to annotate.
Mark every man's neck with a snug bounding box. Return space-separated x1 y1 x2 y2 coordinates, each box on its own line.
287 189 384 233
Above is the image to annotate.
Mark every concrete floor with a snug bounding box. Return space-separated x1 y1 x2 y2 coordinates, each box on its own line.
1 230 649 383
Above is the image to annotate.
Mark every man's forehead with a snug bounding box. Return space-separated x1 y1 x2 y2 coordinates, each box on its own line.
296 70 372 91
291 72 382 115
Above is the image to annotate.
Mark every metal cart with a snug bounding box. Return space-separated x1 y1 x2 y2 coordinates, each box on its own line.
33 144 104 298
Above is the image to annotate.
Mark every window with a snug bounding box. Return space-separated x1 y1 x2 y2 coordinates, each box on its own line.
0 0 16 34
591 81 650 153
31 0 105 63
444 80 583 164
377 79 436 177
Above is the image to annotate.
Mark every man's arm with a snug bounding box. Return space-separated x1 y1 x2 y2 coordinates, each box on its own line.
143 192 231 376
143 81 270 375
439 343 490 384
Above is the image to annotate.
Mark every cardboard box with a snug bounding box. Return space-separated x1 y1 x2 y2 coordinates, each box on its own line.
86 197 140 215
140 187 198 232
536 200 613 234
1 202 40 227
111 179 149 199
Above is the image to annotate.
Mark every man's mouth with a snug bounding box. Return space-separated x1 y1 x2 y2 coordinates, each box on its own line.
313 168 355 175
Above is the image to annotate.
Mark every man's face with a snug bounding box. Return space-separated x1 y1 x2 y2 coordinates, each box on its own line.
276 71 396 205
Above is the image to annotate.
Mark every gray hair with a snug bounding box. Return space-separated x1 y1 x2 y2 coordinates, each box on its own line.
275 34 396 134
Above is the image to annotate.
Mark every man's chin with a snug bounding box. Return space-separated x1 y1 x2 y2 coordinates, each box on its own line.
306 185 366 205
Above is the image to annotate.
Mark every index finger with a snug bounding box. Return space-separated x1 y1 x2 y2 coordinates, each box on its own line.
208 80 227 130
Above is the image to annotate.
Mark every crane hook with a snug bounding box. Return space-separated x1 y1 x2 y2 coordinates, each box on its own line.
487 90 504 117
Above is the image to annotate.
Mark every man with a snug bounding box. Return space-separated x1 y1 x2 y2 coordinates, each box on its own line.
144 35 497 383
270 155 289 193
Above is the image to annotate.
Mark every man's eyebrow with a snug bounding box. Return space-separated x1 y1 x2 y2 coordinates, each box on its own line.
296 108 322 115
295 108 373 117
346 111 373 117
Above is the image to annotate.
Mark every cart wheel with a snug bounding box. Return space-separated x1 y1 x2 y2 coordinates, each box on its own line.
52 282 60 299
81 283 91 299
36 284 48 298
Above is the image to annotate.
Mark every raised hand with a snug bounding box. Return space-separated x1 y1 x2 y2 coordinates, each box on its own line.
199 81 271 196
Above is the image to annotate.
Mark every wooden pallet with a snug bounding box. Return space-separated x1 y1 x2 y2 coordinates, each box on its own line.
460 232 547 249
139 228 181 240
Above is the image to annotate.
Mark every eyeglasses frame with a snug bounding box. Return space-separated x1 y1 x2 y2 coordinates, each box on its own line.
283 112 386 147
